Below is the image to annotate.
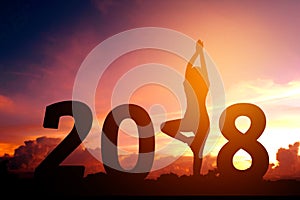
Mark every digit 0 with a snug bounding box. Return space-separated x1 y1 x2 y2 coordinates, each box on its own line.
217 103 269 180
101 104 155 180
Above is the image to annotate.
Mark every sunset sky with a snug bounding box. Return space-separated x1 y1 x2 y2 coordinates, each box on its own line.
0 0 300 177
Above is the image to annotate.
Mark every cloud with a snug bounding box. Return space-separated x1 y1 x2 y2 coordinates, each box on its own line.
5 136 300 180
226 79 300 106
8 137 61 170
6 136 104 176
63 147 104 176
226 78 300 164
148 154 217 179
5 135 216 178
0 95 14 113
91 0 119 14
265 141 300 180
0 26 103 154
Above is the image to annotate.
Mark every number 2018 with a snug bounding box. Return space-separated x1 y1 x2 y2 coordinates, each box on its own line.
35 100 269 180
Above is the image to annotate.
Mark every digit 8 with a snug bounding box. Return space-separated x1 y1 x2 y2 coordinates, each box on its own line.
217 103 269 180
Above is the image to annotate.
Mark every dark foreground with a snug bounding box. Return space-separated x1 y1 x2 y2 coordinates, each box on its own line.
1 171 299 198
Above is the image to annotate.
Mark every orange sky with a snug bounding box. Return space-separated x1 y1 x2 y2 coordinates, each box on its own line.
1 0 300 175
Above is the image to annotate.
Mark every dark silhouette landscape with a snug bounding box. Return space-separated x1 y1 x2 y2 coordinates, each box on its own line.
1 159 299 197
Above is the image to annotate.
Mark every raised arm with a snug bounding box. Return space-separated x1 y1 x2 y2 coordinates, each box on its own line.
197 40 210 87
185 47 198 75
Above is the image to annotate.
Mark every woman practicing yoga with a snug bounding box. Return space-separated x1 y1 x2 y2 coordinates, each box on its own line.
160 39 210 175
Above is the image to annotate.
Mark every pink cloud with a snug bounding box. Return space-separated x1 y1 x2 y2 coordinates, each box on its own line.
265 142 300 180
3 135 300 180
0 95 14 113
0 26 104 153
7 136 103 177
8 137 61 170
91 0 119 14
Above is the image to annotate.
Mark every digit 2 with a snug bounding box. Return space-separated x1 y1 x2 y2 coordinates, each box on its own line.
34 101 92 178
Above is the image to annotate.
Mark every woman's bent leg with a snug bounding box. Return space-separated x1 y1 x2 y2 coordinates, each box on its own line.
160 119 192 144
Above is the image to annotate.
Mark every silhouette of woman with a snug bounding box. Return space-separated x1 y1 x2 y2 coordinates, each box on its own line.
160 39 210 175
